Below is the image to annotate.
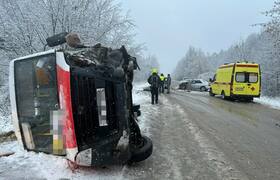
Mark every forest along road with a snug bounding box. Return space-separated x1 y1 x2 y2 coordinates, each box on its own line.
125 90 280 180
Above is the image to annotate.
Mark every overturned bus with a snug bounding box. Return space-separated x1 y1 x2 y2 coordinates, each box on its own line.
9 33 152 167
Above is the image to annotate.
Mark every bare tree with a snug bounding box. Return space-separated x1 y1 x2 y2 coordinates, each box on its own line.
0 0 137 57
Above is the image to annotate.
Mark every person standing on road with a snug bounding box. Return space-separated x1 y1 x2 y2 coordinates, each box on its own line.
148 69 160 104
166 74 172 94
159 73 165 93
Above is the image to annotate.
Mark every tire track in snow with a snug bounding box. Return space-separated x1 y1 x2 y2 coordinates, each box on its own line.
165 95 249 180
158 98 184 180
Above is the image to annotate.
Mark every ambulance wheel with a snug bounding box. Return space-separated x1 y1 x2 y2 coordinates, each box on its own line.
221 91 226 100
245 97 253 102
209 89 215 96
130 136 153 163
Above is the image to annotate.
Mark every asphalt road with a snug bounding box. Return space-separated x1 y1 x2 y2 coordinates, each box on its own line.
125 90 280 180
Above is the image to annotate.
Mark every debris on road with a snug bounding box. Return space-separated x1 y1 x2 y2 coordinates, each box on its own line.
0 152 15 157
0 131 16 143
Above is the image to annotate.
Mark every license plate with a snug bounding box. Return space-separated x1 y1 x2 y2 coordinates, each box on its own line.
235 87 244 91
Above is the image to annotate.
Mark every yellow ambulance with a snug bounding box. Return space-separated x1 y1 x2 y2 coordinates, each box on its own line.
209 62 261 101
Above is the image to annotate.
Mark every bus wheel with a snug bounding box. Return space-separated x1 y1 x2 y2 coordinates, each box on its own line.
130 136 153 163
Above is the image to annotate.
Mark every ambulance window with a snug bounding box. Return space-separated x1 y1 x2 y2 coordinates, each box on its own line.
236 72 245 82
14 53 58 153
249 73 258 83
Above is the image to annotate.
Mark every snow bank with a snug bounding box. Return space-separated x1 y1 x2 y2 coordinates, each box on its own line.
133 82 153 136
255 96 280 110
0 141 126 180
0 115 12 135
133 82 149 91
0 84 12 134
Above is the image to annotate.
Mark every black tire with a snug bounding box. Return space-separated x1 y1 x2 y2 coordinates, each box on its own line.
221 91 226 99
209 89 215 96
200 86 207 92
243 97 253 102
130 136 153 163
221 91 231 100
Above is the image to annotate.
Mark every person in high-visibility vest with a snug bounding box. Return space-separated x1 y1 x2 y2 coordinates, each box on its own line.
159 73 165 93
148 68 160 104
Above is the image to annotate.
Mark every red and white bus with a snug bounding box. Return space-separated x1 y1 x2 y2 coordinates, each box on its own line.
9 46 152 166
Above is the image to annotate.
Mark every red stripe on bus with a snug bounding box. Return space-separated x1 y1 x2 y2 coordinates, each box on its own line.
57 65 77 149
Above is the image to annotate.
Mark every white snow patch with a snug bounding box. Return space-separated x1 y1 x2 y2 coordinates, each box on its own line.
255 96 280 110
0 84 12 134
0 141 127 180
159 97 184 180
0 115 12 135
132 82 156 137
133 82 150 92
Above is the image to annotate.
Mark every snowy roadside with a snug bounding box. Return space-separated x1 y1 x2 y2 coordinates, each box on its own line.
0 83 152 180
0 84 12 135
132 82 153 136
0 115 12 135
0 140 126 180
255 96 280 110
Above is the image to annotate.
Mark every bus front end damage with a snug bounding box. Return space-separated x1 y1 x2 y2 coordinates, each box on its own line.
9 33 152 167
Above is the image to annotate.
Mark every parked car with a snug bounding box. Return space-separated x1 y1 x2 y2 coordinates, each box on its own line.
179 79 209 91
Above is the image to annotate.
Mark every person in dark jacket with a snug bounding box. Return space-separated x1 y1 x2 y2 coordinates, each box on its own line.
159 73 165 93
166 74 171 94
148 69 160 104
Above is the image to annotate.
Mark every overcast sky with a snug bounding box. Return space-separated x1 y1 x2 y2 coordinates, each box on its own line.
119 0 275 73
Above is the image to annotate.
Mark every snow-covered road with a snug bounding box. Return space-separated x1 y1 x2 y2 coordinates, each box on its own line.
166 90 280 180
